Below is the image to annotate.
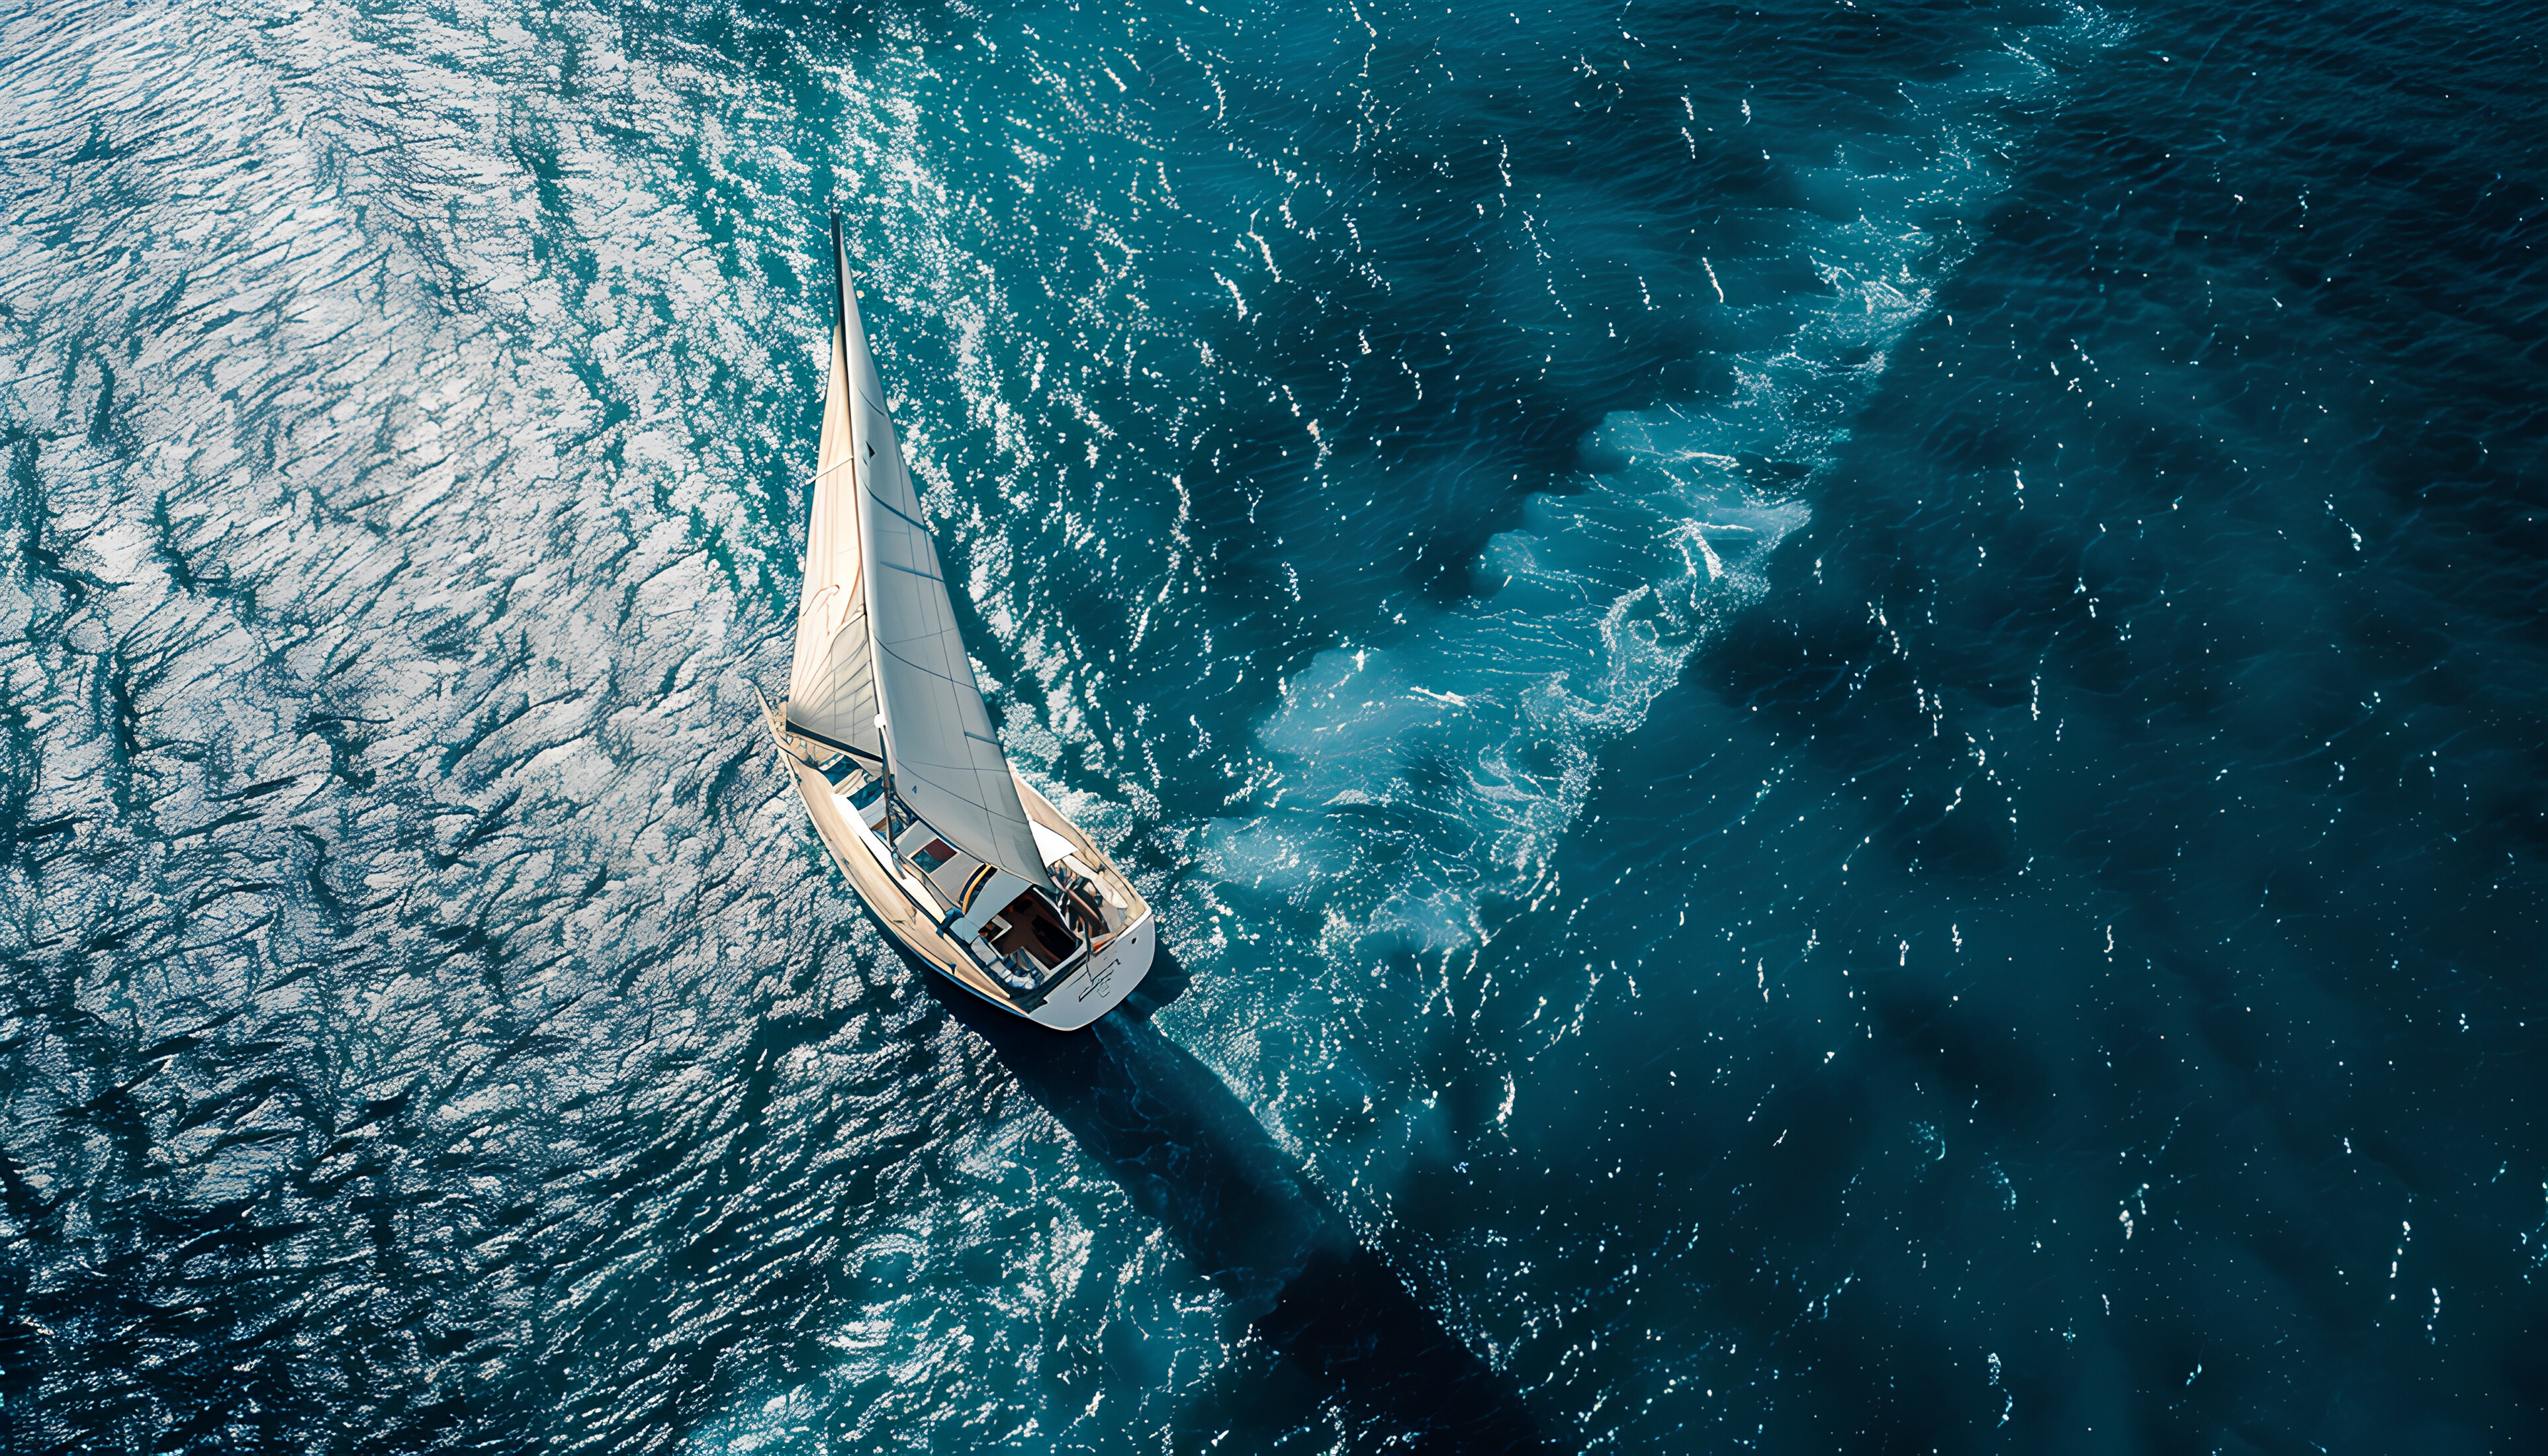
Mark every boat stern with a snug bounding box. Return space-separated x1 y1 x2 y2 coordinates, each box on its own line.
1028 909 1156 1030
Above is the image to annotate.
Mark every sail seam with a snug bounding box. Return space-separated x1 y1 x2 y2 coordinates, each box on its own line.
874 643 983 693
868 494 934 537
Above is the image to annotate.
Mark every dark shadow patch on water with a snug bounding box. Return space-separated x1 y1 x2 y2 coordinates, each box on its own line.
1612 0 2548 1445
925 960 1551 1453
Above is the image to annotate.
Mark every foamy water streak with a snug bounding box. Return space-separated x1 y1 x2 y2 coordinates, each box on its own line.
1172 6 2124 1233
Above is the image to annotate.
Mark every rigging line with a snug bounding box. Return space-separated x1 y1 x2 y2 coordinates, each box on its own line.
786 718 882 762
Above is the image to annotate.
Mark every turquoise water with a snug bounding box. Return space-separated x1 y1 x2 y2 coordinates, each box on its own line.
3 0 2543 1448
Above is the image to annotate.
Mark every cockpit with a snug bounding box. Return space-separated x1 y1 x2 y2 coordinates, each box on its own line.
814 751 1127 994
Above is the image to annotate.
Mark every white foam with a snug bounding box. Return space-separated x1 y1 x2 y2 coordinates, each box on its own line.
1167 0 2124 1213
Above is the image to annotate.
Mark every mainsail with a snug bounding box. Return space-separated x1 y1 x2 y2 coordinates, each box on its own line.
794 217 1054 896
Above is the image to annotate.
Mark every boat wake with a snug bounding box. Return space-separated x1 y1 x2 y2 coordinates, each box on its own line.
1167 1 2125 1282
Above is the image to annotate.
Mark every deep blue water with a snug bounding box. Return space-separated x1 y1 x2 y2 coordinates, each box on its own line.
3 0 2544 1448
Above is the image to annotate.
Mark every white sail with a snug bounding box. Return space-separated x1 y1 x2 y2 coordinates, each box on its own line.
833 236 1056 895
766 213 1158 1030
785 223 882 764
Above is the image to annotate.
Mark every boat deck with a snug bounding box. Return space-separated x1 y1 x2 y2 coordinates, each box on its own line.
767 715 1155 1029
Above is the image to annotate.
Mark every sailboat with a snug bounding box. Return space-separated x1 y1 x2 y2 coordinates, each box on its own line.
761 216 1155 1030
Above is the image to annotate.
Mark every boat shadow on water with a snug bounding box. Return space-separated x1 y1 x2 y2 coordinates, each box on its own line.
923 952 1553 1454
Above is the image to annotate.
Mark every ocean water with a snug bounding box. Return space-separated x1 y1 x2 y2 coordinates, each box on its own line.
3 0 2543 1447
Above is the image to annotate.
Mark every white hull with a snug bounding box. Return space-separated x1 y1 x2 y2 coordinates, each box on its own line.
766 215 1147 1030
770 713 1154 1030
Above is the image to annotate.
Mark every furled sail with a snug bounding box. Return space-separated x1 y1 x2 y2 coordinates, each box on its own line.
785 219 882 764
830 222 1056 896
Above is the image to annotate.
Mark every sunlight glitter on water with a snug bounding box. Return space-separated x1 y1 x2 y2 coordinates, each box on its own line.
17 0 2546 1447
